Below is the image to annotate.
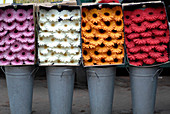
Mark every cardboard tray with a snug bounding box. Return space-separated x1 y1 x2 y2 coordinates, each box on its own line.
123 1 170 67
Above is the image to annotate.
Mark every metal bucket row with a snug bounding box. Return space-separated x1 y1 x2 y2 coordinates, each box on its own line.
3 66 161 114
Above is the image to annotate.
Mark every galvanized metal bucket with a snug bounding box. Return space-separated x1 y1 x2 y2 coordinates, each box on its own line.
129 66 162 114
4 66 36 114
46 67 75 114
86 67 116 114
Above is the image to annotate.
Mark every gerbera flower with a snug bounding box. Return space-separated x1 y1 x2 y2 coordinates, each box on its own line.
143 20 162 29
3 9 16 23
103 37 116 46
38 45 49 55
82 28 95 38
124 24 132 34
95 29 108 39
96 58 110 65
129 46 140 53
4 50 16 61
23 30 34 37
70 9 81 20
72 51 81 61
81 21 91 31
81 8 89 22
112 6 123 21
131 9 144 23
143 57 155 65
116 35 124 45
39 22 47 31
155 44 167 52
71 37 80 47
0 58 10 65
16 35 28 43
114 20 124 32
156 7 166 20
9 30 21 38
127 33 140 40
0 9 4 21
38 36 46 46
16 9 27 22
66 30 79 40
39 9 47 23
45 21 58 32
11 58 23 65
140 30 152 37
157 31 169 43
46 37 59 48
17 50 29 60
53 59 65 65
134 52 148 60
60 10 71 20
152 29 166 36
4 35 15 45
25 60 34 65
127 52 136 61
116 50 124 59
146 36 160 45
109 30 122 39
59 53 72 63
58 20 71 32
131 22 146 33
27 35 35 43
133 38 147 45
53 31 65 40
60 38 71 48
28 50 35 61
71 20 81 31
96 43 109 53
123 11 132 25
28 20 34 31
89 21 102 30
129 60 143 66
68 46 80 54
67 59 79 65
38 51 47 62
0 30 7 37
82 48 91 61
105 50 117 61
144 8 158 21
89 49 103 61
111 43 124 53
23 43 35 51
84 58 96 66
125 39 135 48
27 8 33 20
47 51 59 62
16 21 28 31
82 43 95 49
156 51 168 63
140 45 154 53
10 41 22 52
88 8 101 23
159 20 168 29
99 8 114 21
3 21 16 31
110 58 123 65
89 37 104 46
149 50 162 59
46 9 59 21
101 20 116 32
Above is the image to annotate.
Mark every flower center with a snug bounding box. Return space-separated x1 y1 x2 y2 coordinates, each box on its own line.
100 43 105 47
75 13 78 16
116 10 121 16
8 13 11 17
126 15 129 19
104 12 110 16
101 59 105 63
40 23 44 26
104 21 110 26
44 45 48 49
51 23 55 27
113 43 118 48
15 45 18 47
114 58 118 62
116 21 122 26
149 12 153 15
9 52 12 55
107 50 112 56
19 13 23 16
31 51 34 55
8 23 12 26
64 14 68 17
83 50 87 55
3 58 6 61
20 23 23 25
22 52 25 55
106 37 112 41
82 12 86 17
94 51 99 55
41 14 44 17
136 14 140 17
64 24 67 27
40 37 43 41
51 38 55 41
88 58 93 62
51 14 55 17
93 13 97 18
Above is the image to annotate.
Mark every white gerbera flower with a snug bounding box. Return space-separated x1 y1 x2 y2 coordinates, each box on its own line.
39 31 53 37
45 21 58 32
39 9 47 23
53 31 66 40
46 9 59 22
67 59 79 65
38 35 46 46
71 37 80 47
67 46 80 54
38 45 49 55
49 45 67 54
71 20 80 31
70 9 81 20
58 20 71 31
60 10 71 20
46 51 59 62
66 30 79 39
39 22 47 31
72 51 81 61
38 51 47 62
59 53 72 62
60 38 72 48
46 37 60 47
54 59 66 65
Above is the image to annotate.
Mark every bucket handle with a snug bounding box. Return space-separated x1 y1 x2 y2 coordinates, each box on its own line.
86 71 99 79
60 69 75 80
1 66 39 79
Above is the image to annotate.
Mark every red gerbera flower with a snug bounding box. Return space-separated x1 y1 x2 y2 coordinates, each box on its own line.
131 22 146 33
127 33 140 40
129 60 143 66
144 8 158 21
141 45 154 53
157 31 169 44
127 52 136 61
134 52 148 60
143 57 155 64
124 11 132 25
159 20 168 30
146 37 160 45
149 51 162 59
133 38 147 45
156 7 167 20
155 44 167 52
156 51 168 63
143 20 162 29
125 39 135 48
129 46 140 53
140 30 152 37
125 24 132 34
131 9 145 23
152 29 166 36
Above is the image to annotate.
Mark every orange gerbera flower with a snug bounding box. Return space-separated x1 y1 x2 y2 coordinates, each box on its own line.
88 8 101 23
89 21 102 30
112 6 123 21
116 49 124 59
84 58 96 66
82 48 91 61
109 30 122 39
103 37 117 46
96 43 110 53
82 36 90 43
116 33 124 45
101 20 116 32
110 43 124 53
82 8 89 22
105 50 117 61
82 28 96 38
114 20 124 32
82 43 95 49
88 37 104 46
81 21 91 31
110 58 123 64
89 49 102 60
100 8 114 21
95 29 109 39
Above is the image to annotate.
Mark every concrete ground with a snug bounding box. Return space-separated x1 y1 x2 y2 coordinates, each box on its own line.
0 77 170 114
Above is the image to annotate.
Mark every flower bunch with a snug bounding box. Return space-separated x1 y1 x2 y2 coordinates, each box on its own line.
124 6 169 66
81 6 124 66
38 8 81 65
0 8 35 65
